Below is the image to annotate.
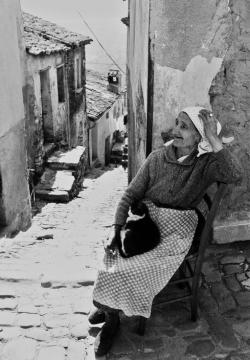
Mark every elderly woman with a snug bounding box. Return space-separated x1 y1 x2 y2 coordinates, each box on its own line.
90 107 242 356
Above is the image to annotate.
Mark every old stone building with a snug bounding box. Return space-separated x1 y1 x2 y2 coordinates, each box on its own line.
22 13 92 176
86 70 127 167
126 0 250 243
0 1 31 236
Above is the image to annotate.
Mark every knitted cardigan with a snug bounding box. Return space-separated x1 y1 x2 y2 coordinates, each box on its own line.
114 145 243 226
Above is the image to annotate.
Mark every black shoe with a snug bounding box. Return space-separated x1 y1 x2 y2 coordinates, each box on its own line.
94 312 120 356
88 309 105 325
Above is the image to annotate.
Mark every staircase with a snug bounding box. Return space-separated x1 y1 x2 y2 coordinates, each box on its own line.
35 146 87 203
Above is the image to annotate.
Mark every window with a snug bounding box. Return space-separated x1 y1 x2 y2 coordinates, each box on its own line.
57 66 65 103
75 58 81 89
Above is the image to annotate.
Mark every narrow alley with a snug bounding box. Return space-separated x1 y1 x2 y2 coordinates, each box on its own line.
0 165 128 359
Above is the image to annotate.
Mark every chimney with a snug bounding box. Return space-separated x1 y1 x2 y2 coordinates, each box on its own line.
107 69 121 95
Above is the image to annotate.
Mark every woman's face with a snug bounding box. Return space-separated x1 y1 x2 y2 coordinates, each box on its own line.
172 112 201 150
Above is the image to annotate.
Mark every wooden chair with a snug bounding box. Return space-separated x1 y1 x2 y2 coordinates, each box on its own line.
137 182 227 335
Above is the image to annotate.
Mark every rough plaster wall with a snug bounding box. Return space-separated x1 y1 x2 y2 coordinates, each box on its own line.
150 0 233 149
209 0 250 219
0 121 31 233
127 0 149 180
0 0 31 234
0 0 26 136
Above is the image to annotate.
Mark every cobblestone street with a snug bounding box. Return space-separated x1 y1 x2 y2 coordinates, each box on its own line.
1 165 250 359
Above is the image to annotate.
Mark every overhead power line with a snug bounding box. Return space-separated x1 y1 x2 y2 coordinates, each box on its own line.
77 11 125 74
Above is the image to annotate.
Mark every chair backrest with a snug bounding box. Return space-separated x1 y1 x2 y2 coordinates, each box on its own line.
193 182 227 277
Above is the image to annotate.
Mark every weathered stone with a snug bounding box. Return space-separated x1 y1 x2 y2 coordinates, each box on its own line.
36 233 53 240
233 308 250 320
205 314 239 350
50 327 70 338
235 292 250 307
25 328 50 341
18 303 38 314
48 338 69 348
69 314 87 328
210 282 236 313
0 327 22 340
144 338 163 350
35 189 70 203
67 340 86 360
220 255 245 265
223 264 242 275
199 288 219 314
224 276 241 292
233 320 250 339
47 147 84 170
185 339 215 357
37 346 66 360
173 320 199 331
237 273 247 282
202 262 217 276
241 278 250 289
161 327 176 337
73 299 90 314
70 323 89 339
51 305 71 315
2 338 37 360
0 299 18 310
0 286 16 298
205 270 222 283
0 311 16 326
43 314 69 328
17 313 41 328
41 280 52 288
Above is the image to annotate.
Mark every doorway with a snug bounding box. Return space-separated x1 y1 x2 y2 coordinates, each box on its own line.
105 135 111 166
40 69 53 143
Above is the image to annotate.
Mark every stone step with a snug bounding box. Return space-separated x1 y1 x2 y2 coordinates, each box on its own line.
35 169 75 203
35 146 87 203
46 146 86 171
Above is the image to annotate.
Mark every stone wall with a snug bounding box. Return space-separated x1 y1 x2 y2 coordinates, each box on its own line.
0 0 31 235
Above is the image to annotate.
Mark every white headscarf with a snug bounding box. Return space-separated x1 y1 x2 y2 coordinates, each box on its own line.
181 106 233 157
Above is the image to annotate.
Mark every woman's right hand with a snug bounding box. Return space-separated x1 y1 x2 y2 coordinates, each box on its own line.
105 225 121 254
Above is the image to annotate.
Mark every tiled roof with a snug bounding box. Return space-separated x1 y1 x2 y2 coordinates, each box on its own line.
23 12 92 55
86 70 120 120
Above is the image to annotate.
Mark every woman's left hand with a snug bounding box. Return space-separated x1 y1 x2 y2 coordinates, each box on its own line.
199 109 217 139
199 109 223 152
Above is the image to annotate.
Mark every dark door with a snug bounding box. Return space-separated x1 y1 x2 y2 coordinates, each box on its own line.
40 69 53 143
105 135 111 166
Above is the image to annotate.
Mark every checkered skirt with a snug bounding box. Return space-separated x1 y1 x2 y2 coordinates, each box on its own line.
93 200 198 318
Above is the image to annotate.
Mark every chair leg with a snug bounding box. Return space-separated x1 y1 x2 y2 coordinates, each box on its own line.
137 316 147 335
190 297 198 322
178 262 187 289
